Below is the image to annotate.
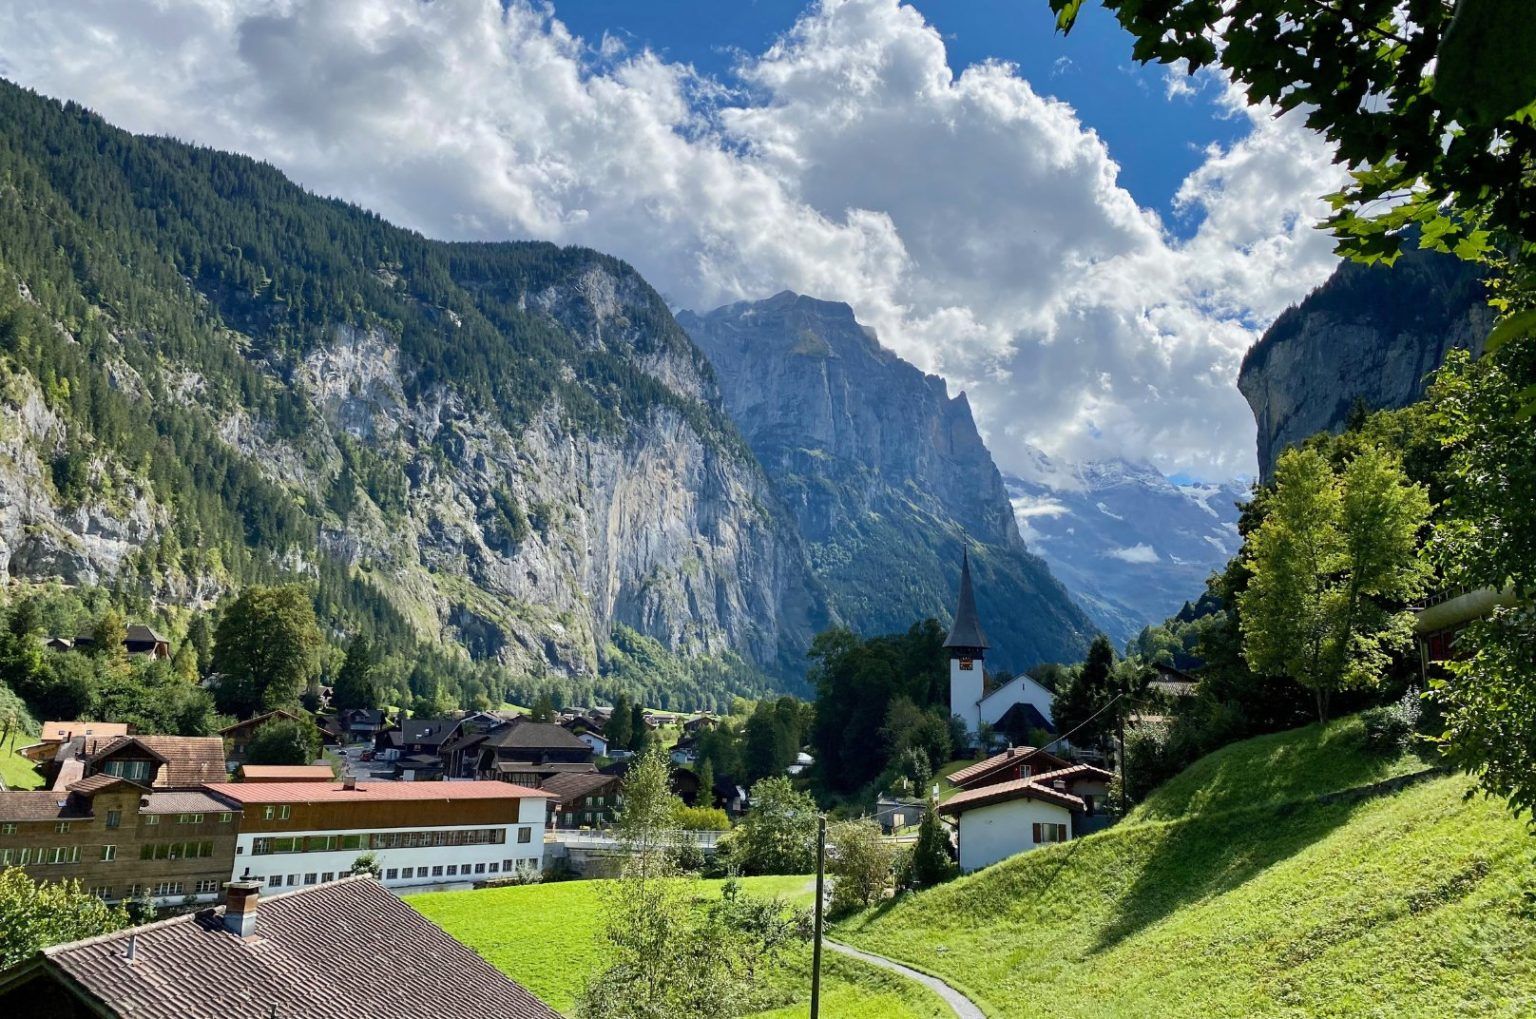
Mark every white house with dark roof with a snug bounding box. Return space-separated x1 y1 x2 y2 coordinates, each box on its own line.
939 755 1115 872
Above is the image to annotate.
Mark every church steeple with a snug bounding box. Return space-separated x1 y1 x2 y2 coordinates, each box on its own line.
944 546 989 655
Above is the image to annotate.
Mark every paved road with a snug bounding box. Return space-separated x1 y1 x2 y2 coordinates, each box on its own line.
827 939 986 1019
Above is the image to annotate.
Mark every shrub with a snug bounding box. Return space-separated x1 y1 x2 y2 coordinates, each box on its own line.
827 818 894 916
1360 691 1422 754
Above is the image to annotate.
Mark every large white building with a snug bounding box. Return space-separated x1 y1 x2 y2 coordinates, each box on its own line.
203 780 548 891
946 549 1056 741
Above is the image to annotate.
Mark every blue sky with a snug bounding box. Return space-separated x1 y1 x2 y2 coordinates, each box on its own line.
553 0 1246 234
0 0 1342 479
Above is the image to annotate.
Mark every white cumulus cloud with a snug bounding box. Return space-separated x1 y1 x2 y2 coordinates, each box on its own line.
0 0 1347 479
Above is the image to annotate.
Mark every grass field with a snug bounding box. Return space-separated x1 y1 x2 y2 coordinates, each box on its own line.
0 730 44 790
409 875 949 1018
837 717 1536 1018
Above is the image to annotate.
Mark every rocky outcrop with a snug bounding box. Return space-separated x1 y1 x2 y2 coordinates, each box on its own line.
1239 248 1491 480
680 292 1093 670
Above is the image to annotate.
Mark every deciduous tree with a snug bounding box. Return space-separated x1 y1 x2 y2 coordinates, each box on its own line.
211 585 322 718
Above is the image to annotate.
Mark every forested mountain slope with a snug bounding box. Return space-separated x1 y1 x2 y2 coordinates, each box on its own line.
0 80 822 707
838 717 1536 1018
680 292 1093 671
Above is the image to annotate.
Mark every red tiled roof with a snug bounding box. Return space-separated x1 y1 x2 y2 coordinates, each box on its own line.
202 780 549 804
26 877 560 1019
40 721 129 742
939 775 1086 815
945 745 1071 789
236 765 335 782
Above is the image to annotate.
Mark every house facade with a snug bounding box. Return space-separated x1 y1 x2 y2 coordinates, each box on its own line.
0 778 240 906
204 780 549 889
939 762 1114 872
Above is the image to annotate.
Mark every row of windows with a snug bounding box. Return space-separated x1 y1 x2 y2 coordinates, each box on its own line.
0 812 234 836
89 880 222 901
139 841 218 861
1 846 81 865
250 826 528 856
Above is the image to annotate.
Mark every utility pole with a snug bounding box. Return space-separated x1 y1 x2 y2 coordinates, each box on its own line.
810 814 826 1019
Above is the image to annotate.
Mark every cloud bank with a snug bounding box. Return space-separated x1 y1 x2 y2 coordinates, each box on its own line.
0 0 1345 478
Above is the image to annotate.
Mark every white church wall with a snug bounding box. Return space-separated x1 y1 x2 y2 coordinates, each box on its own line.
950 656 984 735
978 673 1055 728
956 797 1074 872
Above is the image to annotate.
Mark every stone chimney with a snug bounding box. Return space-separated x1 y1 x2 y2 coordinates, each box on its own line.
223 878 263 938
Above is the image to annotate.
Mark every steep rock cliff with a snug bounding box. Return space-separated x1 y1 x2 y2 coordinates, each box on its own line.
0 81 819 700
1239 248 1491 480
679 292 1093 671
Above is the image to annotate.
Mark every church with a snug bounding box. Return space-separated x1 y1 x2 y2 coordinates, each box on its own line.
945 549 1057 745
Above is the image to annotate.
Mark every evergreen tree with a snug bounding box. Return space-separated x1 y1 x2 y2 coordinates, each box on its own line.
695 757 716 808
630 703 652 757
607 694 633 751
331 634 378 711
905 803 956 890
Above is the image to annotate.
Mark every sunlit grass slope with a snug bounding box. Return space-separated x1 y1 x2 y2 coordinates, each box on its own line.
838 717 1536 1019
409 874 949 1019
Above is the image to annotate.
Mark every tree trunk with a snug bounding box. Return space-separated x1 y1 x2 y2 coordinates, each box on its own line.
1315 688 1331 725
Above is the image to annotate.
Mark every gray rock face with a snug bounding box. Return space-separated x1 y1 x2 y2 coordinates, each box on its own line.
680 292 1093 670
1239 248 1491 480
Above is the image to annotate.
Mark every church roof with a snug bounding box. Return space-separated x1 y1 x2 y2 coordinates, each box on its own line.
943 548 990 651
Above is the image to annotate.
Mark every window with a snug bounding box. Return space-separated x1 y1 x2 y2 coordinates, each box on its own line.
105 810 121 829
263 806 276 821
102 759 153 782
503 859 515 871
432 866 443 877
55 822 71 833
385 869 398 880
517 827 532 844
321 872 335 882
286 874 298 886
267 875 283 887
126 884 143 898
153 881 183 897
195 880 219 894
178 813 204 825
446 865 458 876
1031 822 1068 845
143 814 159 826
102 845 117 862
0 823 14 835
304 873 317 885
489 862 500 874
89 886 112 898
219 812 234 823
400 868 414 879
475 863 486 875
278 806 291 820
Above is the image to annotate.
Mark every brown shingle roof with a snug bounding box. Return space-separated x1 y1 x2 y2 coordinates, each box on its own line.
89 736 228 788
483 721 590 752
944 745 1072 789
23 877 560 1019
65 774 137 796
0 790 89 822
142 791 241 815
540 772 620 805
217 709 300 736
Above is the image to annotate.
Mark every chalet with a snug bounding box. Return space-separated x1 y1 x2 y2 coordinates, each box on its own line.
682 714 718 734
379 717 463 758
218 709 302 765
576 730 610 756
492 761 600 787
235 765 334 783
0 777 240 906
1149 660 1200 698
475 720 592 776
939 762 1115 872
18 723 129 773
0 876 562 1019
543 772 623 828
202 779 549 890
669 737 698 766
944 745 1074 793
335 708 388 742
76 736 228 791
42 626 170 660
392 754 446 781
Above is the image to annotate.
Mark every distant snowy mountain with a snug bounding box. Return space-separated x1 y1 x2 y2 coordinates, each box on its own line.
1004 448 1250 644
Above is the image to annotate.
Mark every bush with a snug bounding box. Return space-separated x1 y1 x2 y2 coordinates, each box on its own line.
1360 691 1422 754
671 841 707 875
828 819 894 916
673 805 731 831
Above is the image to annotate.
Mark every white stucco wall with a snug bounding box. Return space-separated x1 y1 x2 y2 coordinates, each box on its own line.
955 797 1073 872
950 656 984 734
231 811 546 890
978 673 1055 728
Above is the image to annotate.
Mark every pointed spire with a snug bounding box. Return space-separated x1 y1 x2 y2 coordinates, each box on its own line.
944 545 989 652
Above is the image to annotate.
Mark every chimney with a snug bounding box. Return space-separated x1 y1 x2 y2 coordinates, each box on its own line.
342 776 357 791
223 877 263 937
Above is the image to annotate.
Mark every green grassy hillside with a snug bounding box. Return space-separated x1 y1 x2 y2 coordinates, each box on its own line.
838 718 1536 1018
409 875 948 1019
